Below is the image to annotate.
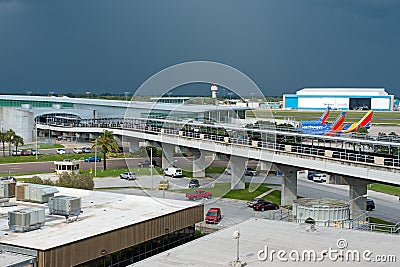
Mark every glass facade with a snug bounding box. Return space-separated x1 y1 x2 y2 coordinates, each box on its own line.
0 99 73 108
77 226 195 267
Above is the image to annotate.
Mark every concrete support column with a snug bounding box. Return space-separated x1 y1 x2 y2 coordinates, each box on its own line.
127 138 140 152
259 161 271 171
230 156 247 190
345 177 368 220
162 143 175 169
192 149 206 178
274 164 298 206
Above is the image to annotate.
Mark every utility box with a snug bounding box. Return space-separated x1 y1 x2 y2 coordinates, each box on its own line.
49 195 81 217
8 207 45 232
22 184 59 203
0 181 16 198
16 184 29 201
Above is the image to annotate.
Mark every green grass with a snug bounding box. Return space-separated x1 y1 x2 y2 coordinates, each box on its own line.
369 217 395 225
80 167 164 177
175 182 280 203
38 143 64 149
0 153 128 164
369 184 400 196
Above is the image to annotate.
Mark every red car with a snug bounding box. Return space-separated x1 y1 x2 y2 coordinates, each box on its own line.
253 201 279 211
186 190 213 200
205 208 221 224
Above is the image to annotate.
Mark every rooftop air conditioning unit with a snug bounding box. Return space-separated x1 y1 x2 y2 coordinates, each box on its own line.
8 208 45 232
48 195 82 218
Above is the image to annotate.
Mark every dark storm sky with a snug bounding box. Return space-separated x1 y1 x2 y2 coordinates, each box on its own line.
0 0 399 96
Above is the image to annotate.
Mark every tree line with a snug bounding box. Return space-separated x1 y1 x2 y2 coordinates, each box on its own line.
0 129 24 157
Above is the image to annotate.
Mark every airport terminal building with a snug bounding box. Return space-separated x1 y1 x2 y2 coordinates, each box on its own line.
283 88 394 111
0 95 248 142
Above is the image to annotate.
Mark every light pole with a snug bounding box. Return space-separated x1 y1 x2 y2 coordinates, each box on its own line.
233 230 241 265
94 138 97 177
150 147 153 190
35 123 38 160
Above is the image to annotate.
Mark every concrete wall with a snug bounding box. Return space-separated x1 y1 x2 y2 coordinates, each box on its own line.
0 108 34 142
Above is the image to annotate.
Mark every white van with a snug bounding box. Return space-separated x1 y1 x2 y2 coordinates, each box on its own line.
163 167 183 178
313 173 327 183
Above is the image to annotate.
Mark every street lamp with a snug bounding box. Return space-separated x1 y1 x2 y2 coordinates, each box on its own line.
94 137 97 177
150 147 153 190
35 123 38 160
232 230 241 266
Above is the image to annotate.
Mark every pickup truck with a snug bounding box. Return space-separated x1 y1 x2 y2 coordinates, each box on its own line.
185 190 212 200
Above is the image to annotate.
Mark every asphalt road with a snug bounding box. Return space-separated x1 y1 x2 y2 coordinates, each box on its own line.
0 158 140 176
96 173 400 226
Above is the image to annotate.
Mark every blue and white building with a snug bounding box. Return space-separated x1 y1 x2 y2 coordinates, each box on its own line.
283 88 394 111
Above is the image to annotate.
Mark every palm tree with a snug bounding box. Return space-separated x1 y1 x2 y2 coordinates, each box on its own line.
5 129 15 156
91 130 119 170
12 135 24 155
0 132 6 157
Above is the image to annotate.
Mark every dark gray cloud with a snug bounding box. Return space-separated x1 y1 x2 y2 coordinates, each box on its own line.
0 0 399 96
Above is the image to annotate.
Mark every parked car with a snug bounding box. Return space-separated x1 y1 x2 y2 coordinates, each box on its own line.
163 167 183 178
186 190 212 200
253 201 279 211
56 148 66 155
31 149 40 155
307 171 318 181
73 147 83 154
82 147 91 153
246 197 265 208
12 150 22 156
188 179 200 188
244 168 260 176
158 179 169 190
84 156 101 162
138 159 158 168
313 173 327 183
224 167 232 175
366 199 375 211
120 172 136 180
205 208 222 224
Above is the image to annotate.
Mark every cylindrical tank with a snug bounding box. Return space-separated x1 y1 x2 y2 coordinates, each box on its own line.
293 198 350 226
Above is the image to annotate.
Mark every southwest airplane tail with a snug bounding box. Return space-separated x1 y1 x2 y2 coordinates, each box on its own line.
327 112 346 132
300 108 331 125
319 107 331 124
341 110 374 133
298 112 345 135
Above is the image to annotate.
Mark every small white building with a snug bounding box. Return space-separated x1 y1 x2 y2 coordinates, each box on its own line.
283 88 394 111
54 160 80 175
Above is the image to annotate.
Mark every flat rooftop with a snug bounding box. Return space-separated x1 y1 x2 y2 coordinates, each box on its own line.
0 187 201 251
133 218 400 266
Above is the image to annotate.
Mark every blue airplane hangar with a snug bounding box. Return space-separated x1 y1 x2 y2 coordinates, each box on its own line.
283 88 394 111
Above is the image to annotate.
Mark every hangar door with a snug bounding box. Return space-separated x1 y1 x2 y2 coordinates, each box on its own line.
349 98 371 110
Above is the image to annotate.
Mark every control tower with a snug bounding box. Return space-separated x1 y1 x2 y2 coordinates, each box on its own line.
211 83 218 98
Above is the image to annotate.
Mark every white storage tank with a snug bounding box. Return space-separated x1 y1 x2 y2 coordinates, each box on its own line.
48 195 81 217
293 198 350 226
8 207 45 232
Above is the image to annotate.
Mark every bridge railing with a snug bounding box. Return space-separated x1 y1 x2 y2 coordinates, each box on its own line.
40 119 400 169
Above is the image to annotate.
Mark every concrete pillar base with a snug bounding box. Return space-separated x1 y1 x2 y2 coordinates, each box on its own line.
274 164 299 206
192 149 206 178
162 143 175 169
231 156 247 190
345 177 368 220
